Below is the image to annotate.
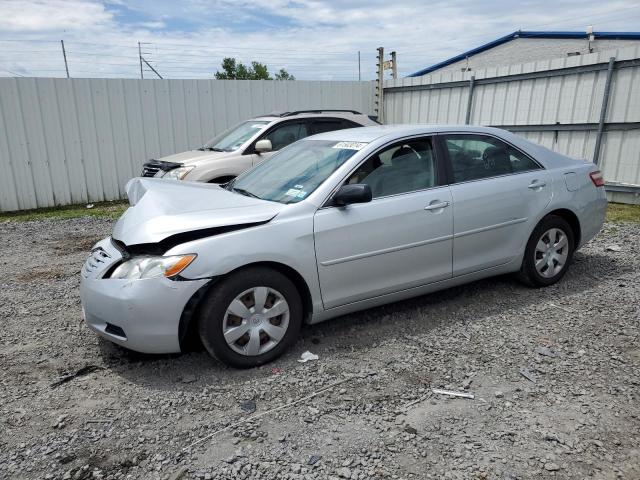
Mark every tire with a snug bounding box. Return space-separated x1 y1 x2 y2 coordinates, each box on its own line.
518 215 575 287
197 267 302 368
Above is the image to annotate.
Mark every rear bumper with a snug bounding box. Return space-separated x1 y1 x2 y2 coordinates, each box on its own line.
79 237 209 354
577 190 607 248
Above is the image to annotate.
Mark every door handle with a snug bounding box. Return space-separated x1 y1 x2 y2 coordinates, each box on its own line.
528 180 546 189
424 200 450 211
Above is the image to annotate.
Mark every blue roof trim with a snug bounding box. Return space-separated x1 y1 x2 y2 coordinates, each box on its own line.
408 30 640 77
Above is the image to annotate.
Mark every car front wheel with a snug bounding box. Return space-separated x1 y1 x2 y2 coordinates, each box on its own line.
197 267 302 368
518 215 575 287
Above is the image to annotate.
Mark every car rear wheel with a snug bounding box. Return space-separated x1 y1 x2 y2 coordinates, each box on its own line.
197 267 302 368
518 215 575 287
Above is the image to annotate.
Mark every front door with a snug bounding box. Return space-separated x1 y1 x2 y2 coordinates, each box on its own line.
440 134 552 276
249 120 311 166
313 136 453 309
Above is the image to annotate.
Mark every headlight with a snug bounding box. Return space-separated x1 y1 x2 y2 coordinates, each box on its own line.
160 166 195 180
110 254 196 280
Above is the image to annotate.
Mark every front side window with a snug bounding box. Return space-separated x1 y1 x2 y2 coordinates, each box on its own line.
202 120 269 152
228 139 361 204
262 122 309 150
444 134 540 183
346 138 437 198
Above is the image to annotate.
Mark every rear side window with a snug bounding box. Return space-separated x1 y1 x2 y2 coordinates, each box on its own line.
312 119 360 134
443 134 540 183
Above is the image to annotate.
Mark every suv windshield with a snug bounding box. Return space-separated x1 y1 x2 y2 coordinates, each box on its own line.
228 139 363 204
201 120 269 152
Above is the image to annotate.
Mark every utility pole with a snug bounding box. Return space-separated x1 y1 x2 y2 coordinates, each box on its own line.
390 51 397 79
138 41 144 79
358 51 361 81
60 40 70 78
375 47 384 123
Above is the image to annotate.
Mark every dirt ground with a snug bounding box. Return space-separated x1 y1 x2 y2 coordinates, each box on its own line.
0 216 638 480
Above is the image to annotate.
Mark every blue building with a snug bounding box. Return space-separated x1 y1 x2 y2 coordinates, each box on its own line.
410 31 640 77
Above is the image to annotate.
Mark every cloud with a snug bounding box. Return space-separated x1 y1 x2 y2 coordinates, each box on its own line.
1 0 639 79
136 21 166 29
0 0 113 32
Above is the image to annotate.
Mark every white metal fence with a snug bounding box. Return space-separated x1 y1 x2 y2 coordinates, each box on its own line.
0 78 375 211
3 49 640 212
383 45 640 204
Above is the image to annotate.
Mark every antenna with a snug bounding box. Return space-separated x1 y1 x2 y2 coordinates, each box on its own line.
587 25 595 53
60 40 70 78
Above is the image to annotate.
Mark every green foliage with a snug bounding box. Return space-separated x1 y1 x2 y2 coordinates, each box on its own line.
214 57 294 80
275 68 296 80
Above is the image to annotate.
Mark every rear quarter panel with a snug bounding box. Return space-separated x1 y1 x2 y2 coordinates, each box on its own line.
544 161 607 249
505 134 606 249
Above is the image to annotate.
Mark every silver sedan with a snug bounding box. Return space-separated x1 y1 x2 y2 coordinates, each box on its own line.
80 125 607 368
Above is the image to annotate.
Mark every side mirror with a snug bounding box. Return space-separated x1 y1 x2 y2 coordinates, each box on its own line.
333 184 372 206
255 139 272 154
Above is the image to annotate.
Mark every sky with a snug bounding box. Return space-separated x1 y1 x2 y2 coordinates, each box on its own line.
0 0 639 80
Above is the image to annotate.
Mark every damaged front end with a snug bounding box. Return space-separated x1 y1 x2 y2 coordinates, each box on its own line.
80 177 284 353
114 177 284 247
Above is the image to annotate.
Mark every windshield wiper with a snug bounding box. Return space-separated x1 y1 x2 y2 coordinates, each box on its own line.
232 187 262 199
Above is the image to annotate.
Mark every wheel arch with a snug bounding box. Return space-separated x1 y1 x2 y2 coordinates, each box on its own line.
545 208 581 247
178 261 313 352
207 175 236 184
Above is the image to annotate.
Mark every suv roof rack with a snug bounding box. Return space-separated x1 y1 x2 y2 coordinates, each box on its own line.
258 109 363 118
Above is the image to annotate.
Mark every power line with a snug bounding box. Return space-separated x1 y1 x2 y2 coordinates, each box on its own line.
0 37 355 55
0 68 25 76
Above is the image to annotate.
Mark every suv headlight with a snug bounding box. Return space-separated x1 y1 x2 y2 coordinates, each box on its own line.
110 254 196 280
160 166 195 180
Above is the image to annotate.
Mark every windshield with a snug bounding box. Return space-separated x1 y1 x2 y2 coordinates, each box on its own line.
228 139 363 204
201 120 269 152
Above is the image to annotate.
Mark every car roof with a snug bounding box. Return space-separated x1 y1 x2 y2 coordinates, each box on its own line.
310 124 515 143
252 111 376 123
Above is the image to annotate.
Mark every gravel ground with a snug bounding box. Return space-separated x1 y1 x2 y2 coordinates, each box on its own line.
0 216 638 480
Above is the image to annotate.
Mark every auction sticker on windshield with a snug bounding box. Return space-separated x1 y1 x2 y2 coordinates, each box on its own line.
333 141 367 150
285 188 308 198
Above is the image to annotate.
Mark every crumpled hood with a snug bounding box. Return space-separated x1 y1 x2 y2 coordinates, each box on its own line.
113 178 284 246
157 149 235 166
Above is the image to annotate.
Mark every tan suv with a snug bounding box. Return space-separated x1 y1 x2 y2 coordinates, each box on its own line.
141 110 378 183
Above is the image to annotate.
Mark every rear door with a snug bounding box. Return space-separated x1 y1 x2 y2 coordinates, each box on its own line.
439 133 551 276
313 136 453 309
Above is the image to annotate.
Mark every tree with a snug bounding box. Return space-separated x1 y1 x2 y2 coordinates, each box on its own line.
214 57 294 80
275 68 296 81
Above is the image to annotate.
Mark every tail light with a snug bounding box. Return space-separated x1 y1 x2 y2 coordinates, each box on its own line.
589 170 605 187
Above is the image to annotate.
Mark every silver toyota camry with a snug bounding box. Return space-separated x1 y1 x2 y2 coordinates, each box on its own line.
80 125 607 368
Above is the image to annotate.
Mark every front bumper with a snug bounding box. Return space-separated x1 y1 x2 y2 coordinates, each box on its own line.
80 237 209 354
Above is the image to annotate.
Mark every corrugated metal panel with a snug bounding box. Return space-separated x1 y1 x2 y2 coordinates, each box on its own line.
0 78 375 211
384 45 640 193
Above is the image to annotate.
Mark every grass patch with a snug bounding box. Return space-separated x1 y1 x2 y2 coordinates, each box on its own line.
606 202 640 223
0 200 128 222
